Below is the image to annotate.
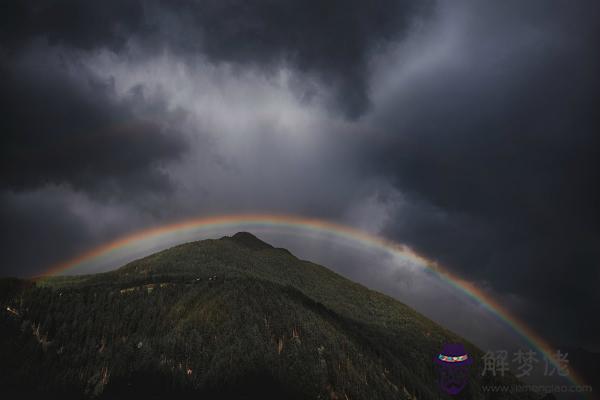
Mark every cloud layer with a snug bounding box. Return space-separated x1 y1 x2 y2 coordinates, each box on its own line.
1 0 598 351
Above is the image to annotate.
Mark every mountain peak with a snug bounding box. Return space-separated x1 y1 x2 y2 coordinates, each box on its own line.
224 231 274 250
2 235 526 399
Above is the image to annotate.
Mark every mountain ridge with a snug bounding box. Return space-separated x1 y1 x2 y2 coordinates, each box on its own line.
0 233 533 399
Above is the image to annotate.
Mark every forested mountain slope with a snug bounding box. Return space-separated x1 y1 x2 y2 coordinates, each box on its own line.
0 232 533 399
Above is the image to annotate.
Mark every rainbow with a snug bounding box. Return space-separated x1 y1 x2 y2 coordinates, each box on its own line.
41 213 589 391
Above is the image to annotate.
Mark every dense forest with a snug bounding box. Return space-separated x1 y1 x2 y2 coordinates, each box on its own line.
0 232 535 399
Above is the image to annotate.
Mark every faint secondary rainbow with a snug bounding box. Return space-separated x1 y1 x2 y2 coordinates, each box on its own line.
40 213 589 390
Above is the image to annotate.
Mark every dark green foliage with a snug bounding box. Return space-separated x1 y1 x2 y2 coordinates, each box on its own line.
0 233 534 399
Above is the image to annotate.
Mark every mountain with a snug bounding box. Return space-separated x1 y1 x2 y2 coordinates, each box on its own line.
0 232 534 399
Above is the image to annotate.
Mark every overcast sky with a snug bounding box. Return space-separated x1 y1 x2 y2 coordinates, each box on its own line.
1 0 599 353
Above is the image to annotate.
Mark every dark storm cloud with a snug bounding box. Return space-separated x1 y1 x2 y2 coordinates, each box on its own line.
2 0 433 118
0 46 186 195
153 0 432 117
0 189 94 277
0 2 188 278
0 1 146 51
365 1 600 347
